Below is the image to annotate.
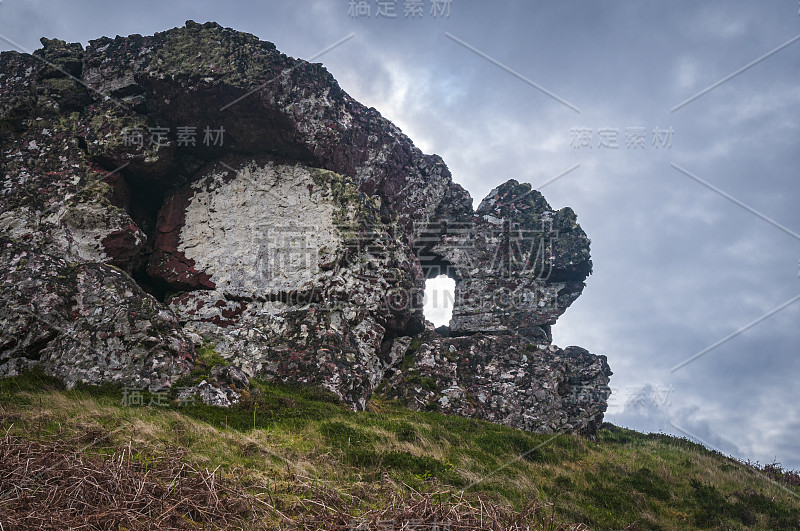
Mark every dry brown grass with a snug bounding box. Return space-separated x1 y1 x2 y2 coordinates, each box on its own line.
265 474 587 530
0 429 583 530
0 432 265 529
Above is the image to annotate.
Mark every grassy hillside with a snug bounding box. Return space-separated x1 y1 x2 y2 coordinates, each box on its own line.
1 369 798 530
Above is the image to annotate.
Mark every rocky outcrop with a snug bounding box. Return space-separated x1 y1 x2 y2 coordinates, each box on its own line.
0 238 192 390
0 21 611 433
381 330 611 435
420 179 592 342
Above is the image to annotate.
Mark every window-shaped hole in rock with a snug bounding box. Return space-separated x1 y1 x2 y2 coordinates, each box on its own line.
423 274 455 327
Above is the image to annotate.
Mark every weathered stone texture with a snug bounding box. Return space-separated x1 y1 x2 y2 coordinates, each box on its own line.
0 22 612 433
0 238 193 390
155 160 424 408
381 330 612 435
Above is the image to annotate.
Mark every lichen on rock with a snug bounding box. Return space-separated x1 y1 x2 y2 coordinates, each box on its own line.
379 328 612 435
156 159 424 409
0 21 612 434
0 238 192 390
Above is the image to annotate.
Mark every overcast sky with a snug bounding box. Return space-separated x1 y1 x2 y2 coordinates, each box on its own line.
1 1 798 469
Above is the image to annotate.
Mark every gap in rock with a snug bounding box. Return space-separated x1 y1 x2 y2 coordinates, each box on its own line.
127 175 173 301
123 176 169 240
130 267 171 302
102 167 177 302
423 274 455 328
415 246 458 329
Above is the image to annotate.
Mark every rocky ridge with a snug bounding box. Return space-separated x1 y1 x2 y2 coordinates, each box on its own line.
0 21 611 434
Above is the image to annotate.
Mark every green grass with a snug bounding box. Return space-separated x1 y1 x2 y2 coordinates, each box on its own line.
171 342 229 388
1 369 798 529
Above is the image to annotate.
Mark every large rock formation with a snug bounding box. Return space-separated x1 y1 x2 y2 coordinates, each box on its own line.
0 22 611 433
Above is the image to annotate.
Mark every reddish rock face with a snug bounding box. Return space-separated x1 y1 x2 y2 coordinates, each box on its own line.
101 223 146 273
0 22 610 432
148 187 216 290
